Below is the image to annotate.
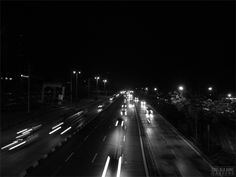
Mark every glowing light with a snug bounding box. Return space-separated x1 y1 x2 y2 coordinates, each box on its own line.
116 156 122 177
60 127 71 135
9 141 26 150
115 121 118 127
1 141 18 150
16 129 28 134
227 93 232 98
52 122 64 129
121 121 124 127
178 85 184 91
208 87 213 91
101 156 110 177
49 126 61 134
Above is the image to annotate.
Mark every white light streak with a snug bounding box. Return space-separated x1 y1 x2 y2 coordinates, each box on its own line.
1 141 18 150
16 129 28 134
101 156 110 177
52 122 64 129
49 126 61 134
115 121 118 127
60 127 71 135
9 141 26 150
116 156 122 177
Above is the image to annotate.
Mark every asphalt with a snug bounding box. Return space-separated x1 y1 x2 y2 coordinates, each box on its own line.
0 98 109 176
2 95 215 177
25 97 147 177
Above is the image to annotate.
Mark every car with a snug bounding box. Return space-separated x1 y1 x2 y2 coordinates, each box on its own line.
121 104 127 108
145 107 153 117
115 118 124 128
120 108 127 116
97 104 104 112
134 97 139 102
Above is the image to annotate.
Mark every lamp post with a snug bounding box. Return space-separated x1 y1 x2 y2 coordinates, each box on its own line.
94 76 100 93
21 74 30 113
72 70 81 101
227 93 232 98
103 79 107 95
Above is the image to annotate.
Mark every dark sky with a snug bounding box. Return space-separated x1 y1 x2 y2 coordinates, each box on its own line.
1 1 235 93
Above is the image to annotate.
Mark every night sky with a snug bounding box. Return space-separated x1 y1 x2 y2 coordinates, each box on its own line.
1 1 235 93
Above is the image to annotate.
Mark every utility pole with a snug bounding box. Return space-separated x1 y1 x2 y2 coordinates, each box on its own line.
27 65 30 113
70 72 73 103
88 78 90 97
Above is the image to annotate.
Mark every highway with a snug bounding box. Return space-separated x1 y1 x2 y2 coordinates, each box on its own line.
0 97 113 176
1 92 213 177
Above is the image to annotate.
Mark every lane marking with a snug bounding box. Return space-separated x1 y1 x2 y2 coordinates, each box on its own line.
101 156 110 177
91 153 98 163
135 106 150 177
103 136 107 142
65 152 74 162
123 136 126 142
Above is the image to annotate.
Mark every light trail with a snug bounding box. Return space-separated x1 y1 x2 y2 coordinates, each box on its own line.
49 126 61 134
101 156 110 177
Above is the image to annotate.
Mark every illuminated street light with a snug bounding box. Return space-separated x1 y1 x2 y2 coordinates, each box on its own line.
20 74 30 113
154 88 157 91
71 70 81 102
103 79 108 95
95 76 100 92
208 87 213 91
178 85 184 91
227 93 232 98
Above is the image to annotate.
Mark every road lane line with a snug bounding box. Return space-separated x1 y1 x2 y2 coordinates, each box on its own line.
65 152 74 162
123 136 126 142
91 153 98 163
103 136 107 142
134 106 150 177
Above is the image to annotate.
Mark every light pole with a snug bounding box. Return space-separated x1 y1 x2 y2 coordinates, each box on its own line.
227 93 232 98
103 79 107 95
21 74 30 113
72 70 81 101
94 76 100 93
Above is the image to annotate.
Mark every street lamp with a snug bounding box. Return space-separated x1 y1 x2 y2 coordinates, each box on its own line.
73 71 81 99
227 93 232 98
21 74 30 113
94 76 100 93
103 79 107 95
154 88 157 91
71 70 81 102
178 85 184 91
208 87 213 91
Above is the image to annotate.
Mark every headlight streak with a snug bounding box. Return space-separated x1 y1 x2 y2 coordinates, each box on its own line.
101 156 110 177
115 121 118 127
9 141 26 150
116 156 122 177
16 129 28 134
49 126 61 134
1 140 18 150
60 127 71 135
52 122 64 130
